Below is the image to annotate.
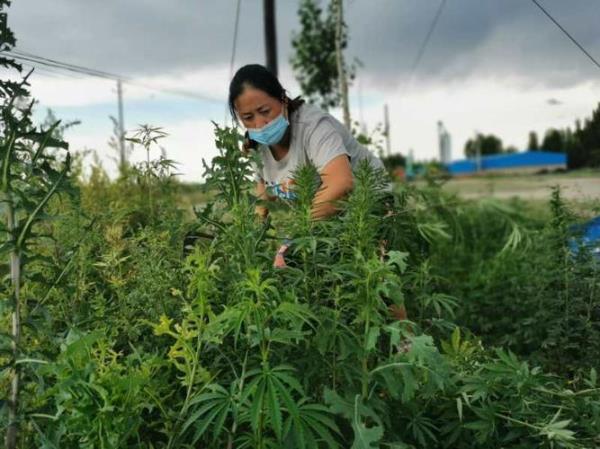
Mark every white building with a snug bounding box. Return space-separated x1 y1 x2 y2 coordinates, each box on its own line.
437 121 452 165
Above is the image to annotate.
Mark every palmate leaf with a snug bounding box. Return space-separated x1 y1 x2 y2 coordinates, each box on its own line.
539 409 575 443
243 364 304 441
283 401 341 449
267 377 284 439
273 301 319 331
178 383 236 445
421 293 458 318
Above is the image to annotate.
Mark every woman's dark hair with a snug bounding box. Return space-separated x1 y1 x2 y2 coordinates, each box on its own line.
228 64 304 150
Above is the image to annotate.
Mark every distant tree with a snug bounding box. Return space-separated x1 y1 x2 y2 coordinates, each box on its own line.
290 0 355 115
564 126 586 169
527 131 539 151
381 153 406 171
464 133 503 157
541 129 564 153
505 145 518 154
575 103 600 167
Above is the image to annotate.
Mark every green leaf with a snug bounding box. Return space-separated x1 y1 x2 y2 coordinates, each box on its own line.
267 378 283 440
366 326 380 352
351 395 383 449
386 251 408 272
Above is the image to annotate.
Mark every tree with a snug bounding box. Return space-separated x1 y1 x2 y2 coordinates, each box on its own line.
381 153 406 172
541 129 564 153
290 0 355 117
574 103 600 168
564 126 587 169
527 131 539 151
464 133 503 158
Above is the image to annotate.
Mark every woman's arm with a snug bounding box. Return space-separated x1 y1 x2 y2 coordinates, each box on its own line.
311 154 353 220
255 180 270 219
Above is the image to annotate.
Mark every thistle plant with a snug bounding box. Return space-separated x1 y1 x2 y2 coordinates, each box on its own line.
1 20 71 448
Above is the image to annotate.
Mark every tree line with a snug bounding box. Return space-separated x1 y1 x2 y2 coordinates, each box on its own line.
464 102 600 169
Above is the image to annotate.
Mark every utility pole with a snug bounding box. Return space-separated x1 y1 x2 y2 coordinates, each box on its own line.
334 0 351 129
263 0 278 76
384 104 391 156
117 79 126 169
358 77 367 135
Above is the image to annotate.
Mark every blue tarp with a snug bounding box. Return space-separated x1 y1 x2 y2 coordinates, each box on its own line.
569 215 600 261
446 151 567 175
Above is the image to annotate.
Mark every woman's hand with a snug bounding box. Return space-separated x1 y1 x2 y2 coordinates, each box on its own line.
312 155 353 220
255 180 271 219
273 242 290 268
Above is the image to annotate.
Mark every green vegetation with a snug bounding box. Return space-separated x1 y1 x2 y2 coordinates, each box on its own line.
2 108 600 447
463 103 600 170
3 2 600 448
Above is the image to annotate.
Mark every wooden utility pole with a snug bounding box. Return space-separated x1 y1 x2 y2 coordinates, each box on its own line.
334 0 351 128
117 79 126 169
263 0 278 76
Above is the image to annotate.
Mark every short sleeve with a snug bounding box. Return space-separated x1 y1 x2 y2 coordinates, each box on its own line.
305 117 349 171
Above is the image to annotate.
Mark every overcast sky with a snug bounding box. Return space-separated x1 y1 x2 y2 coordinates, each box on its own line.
6 0 600 180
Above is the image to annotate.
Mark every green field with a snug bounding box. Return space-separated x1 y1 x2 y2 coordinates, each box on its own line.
3 121 600 448
441 170 600 203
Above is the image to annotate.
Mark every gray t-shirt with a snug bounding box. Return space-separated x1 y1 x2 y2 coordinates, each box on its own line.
253 103 385 200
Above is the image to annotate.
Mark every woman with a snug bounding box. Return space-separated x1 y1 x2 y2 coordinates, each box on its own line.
228 64 386 267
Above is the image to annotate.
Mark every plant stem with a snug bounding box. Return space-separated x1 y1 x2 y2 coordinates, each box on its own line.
146 147 153 222
6 197 21 449
362 272 372 399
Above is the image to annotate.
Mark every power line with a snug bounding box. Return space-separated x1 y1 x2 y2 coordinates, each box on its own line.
4 50 116 81
9 49 126 80
229 0 242 81
20 62 86 81
395 0 448 161
408 0 448 82
2 49 224 102
530 0 600 72
226 0 242 125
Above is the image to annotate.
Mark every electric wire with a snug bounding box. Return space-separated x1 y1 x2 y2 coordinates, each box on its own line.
396 0 448 159
407 0 448 86
2 49 224 102
9 49 127 79
530 0 600 71
229 0 242 81
226 0 242 125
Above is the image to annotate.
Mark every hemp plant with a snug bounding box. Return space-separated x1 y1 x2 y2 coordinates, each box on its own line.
126 124 171 223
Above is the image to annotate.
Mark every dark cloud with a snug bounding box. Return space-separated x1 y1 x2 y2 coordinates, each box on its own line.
8 0 600 89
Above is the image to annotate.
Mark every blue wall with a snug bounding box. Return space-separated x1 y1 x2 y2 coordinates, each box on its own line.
446 151 567 175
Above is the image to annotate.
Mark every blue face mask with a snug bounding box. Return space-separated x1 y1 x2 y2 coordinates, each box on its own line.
247 112 289 146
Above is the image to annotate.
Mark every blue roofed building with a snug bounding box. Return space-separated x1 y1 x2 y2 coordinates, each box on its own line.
445 151 567 176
